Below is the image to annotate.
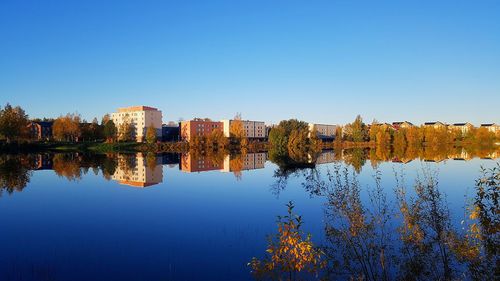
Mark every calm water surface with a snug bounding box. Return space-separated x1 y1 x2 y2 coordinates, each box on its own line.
0 150 498 281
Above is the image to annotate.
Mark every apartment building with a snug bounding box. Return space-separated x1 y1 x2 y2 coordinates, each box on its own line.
308 123 337 140
111 106 162 142
221 119 267 139
180 118 223 141
111 153 163 188
28 121 53 141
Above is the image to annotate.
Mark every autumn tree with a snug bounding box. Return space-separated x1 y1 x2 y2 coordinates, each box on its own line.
0 103 29 142
230 113 247 147
344 115 368 142
230 113 245 139
53 113 81 142
206 129 228 148
249 201 324 279
101 114 111 126
117 117 133 142
146 124 157 143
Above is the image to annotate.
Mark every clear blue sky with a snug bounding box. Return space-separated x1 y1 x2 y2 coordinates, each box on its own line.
1 0 499 125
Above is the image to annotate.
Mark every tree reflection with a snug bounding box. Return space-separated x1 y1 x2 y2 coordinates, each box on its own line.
319 164 499 281
249 201 325 281
0 154 33 195
449 164 499 279
323 166 392 281
394 168 455 280
53 153 83 181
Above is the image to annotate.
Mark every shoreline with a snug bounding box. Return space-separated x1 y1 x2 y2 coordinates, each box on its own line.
1 140 497 154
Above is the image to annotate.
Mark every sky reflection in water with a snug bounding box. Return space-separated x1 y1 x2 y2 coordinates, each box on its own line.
0 150 498 281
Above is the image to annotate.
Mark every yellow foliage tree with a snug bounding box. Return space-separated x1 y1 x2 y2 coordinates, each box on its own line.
53 113 81 142
249 201 324 279
146 124 157 143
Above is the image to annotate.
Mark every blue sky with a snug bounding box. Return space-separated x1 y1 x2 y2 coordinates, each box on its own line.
1 0 499 125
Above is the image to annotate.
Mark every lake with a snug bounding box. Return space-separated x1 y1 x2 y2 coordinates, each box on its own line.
0 148 498 281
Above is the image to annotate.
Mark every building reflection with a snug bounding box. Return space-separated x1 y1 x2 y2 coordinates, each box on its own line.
34 153 54 170
311 150 336 165
111 153 163 188
179 153 224 173
222 153 267 172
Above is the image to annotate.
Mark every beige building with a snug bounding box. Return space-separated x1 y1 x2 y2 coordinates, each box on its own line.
424 121 447 130
222 120 267 138
449 123 474 134
111 106 163 142
111 153 163 188
480 123 500 134
392 121 414 130
308 123 337 140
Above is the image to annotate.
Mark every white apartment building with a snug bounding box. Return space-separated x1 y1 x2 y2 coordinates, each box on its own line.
222 119 267 138
308 123 337 140
111 106 162 142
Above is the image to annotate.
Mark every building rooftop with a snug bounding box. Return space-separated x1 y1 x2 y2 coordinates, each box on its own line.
117 106 159 112
424 121 446 125
32 121 53 126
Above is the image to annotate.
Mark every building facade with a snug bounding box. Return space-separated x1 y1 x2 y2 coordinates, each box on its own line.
111 106 162 142
28 121 53 141
221 119 267 139
480 123 499 134
449 123 474 134
308 123 337 140
424 121 447 129
180 118 223 141
162 124 180 142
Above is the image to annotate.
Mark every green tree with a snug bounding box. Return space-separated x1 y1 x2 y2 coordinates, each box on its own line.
0 103 29 142
103 120 117 142
350 115 368 142
146 124 157 143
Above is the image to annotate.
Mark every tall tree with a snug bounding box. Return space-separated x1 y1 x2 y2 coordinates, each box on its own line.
0 103 29 142
146 124 157 143
101 114 111 126
53 113 81 142
230 113 245 139
350 115 368 142
117 119 133 142
103 120 117 142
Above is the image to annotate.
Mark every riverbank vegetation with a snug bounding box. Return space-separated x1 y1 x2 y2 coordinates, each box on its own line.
1 103 498 155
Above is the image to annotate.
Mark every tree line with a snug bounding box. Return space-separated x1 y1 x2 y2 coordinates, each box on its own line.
0 103 159 144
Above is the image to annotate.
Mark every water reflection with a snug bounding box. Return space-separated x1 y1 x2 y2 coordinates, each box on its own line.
0 145 498 194
111 153 163 188
255 164 499 280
